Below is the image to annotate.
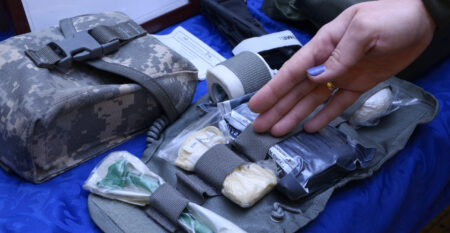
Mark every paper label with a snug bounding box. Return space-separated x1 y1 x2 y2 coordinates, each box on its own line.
232 30 302 55
268 145 299 176
154 26 225 80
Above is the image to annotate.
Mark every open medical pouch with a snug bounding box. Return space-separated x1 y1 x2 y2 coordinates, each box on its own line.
88 77 438 233
0 12 198 183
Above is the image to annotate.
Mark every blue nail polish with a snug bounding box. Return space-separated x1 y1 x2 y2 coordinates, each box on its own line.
307 64 325 76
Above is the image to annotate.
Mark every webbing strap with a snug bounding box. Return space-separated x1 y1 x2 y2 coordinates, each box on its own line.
146 183 189 231
234 114 308 162
194 144 246 189
88 60 179 122
25 20 146 72
176 171 219 204
89 21 146 44
59 18 77 37
58 18 178 122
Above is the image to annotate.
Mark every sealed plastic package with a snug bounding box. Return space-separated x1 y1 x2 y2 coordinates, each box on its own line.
84 151 246 233
156 107 277 208
218 99 376 200
349 86 420 127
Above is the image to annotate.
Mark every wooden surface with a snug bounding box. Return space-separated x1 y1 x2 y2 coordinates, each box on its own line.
0 0 10 31
3 0 200 35
421 205 450 233
3 0 30 34
141 0 200 33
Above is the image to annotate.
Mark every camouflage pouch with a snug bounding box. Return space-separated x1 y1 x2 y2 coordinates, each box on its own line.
0 12 198 183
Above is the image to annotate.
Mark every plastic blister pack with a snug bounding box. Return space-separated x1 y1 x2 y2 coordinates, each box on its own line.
83 151 246 233
349 86 420 128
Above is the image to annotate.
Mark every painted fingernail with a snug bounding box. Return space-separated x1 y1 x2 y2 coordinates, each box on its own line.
307 65 325 76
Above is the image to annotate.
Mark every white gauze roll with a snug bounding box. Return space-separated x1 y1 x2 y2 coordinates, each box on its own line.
350 87 393 126
206 51 273 103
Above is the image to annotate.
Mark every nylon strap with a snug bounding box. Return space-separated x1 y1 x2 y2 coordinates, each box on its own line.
57 18 179 122
26 20 146 71
89 21 146 44
59 18 77 37
88 60 179 122
194 144 246 189
176 171 219 204
146 183 189 232
234 111 310 162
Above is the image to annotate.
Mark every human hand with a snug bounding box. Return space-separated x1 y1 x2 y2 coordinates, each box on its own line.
248 0 436 136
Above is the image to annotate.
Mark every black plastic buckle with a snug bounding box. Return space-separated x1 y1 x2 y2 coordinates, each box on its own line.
49 30 119 72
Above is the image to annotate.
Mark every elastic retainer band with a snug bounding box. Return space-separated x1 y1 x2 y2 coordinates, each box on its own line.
194 144 246 189
146 183 189 233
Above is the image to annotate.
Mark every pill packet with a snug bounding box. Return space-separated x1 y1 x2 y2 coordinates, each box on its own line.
349 86 420 128
83 151 247 233
217 100 376 200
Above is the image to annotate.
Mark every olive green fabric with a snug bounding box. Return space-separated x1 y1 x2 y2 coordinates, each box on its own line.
88 77 438 233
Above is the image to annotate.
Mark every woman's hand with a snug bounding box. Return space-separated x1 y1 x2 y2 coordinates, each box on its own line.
248 0 436 136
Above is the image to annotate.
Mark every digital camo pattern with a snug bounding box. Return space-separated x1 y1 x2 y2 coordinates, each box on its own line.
0 12 197 182
71 12 198 115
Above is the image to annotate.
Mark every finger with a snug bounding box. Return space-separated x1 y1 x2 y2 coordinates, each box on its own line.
249 7 357 114
248 44 321 114
252 79 318 133
304 89 361 132
308 14 378 84
270 85 331 137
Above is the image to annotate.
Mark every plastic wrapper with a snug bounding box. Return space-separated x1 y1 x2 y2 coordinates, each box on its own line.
158 110 226 164
217 101 376 200
349 86 420 127
83 150 164 206
176 126 227 171
157 108 276 208
83 151 246 233
222 161 277 208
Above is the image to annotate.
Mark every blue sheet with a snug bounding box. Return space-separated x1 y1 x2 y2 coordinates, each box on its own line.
0 1 448 232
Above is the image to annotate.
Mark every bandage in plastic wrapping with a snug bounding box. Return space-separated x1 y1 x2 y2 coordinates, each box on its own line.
222 161 277 208
83 151 246 233
157 110 277 208
176 126 227 171
349 86 420 127
158 110 225 165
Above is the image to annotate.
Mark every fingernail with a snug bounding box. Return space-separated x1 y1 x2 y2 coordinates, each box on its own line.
307 65 325 76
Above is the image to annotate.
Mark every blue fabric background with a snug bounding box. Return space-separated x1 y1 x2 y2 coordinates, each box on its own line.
0 0 448 232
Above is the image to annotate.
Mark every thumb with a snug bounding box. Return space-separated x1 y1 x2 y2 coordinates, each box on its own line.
307 20 374 84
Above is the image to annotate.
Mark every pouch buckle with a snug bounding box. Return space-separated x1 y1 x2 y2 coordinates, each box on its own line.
49 30 119 71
